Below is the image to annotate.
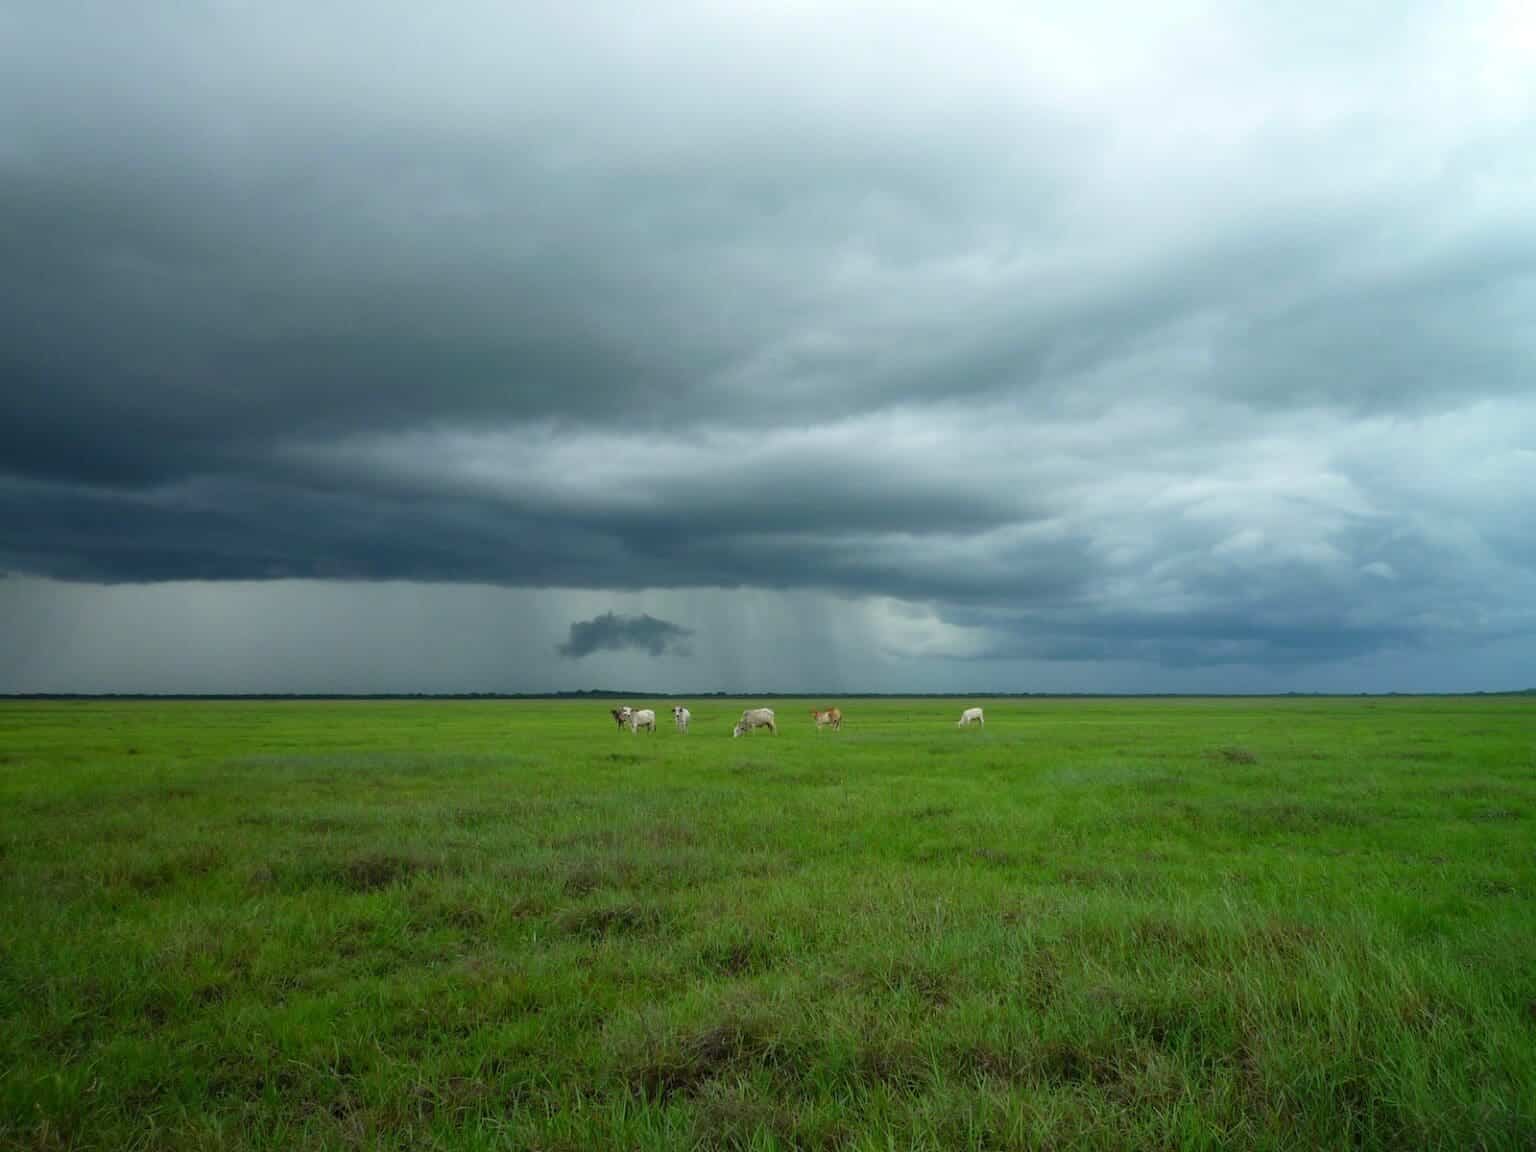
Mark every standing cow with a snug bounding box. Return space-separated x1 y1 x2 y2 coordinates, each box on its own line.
810 707 842 731
732 708 777 737
628 708 657 733
610 706 633 731
957 707 985 728
672 705 691 734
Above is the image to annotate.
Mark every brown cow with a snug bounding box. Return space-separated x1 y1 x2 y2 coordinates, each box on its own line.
810 707 842 731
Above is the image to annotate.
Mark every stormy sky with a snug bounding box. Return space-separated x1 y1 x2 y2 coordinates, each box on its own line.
3 1 1534 694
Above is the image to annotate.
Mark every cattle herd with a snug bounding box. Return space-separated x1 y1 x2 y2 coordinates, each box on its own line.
607 704 984 735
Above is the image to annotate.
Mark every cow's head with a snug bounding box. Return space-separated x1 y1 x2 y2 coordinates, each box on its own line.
731 721 745 738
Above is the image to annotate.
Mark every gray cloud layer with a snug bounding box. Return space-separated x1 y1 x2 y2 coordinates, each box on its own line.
2 2 1535 688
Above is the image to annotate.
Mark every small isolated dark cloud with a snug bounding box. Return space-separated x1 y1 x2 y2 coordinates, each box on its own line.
558 612 693 660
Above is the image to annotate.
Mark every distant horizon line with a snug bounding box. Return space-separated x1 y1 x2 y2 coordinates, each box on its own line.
4 689 1534 701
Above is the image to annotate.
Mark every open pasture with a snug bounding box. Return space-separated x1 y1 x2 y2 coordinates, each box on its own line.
1 696 1534 1150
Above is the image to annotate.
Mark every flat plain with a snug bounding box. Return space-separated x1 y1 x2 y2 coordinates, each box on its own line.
1 696 1533 1151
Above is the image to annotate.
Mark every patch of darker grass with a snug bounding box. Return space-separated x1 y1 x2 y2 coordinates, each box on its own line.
1467 807 1524 823
999 904 1033 927
913 844 1017 869
417 888 540 931
971 847 1017 868
736 853 796 881
1211 746 1259 765
557 902 665 941
415 898 489 933
1118 995 1208 1050
627 1017 786 1102
1471 877 1519 897
336 852 431 893
301 815 354 834
690 1083 850 1152
560 854 636 896
908 804 955 821
697 935 780 978
1086 866 1162 895
1443 781 1515 799
557 839 709 896
121 843 226 894
959 1036 1122 1089
1037 1038 1124 1087
450 807 500 829
1129 916 1222 962
1230 800 1369 833
958 1041 1024 1082
1067 915 1222 964
726 758 773 775
1015 947 1063 1010
1055 865 1118 889
1394 987 1473 1036
849 1035 930 1092
1247 916 1327 961
330 916 379 959
872 959 953 1007
557 820 697 852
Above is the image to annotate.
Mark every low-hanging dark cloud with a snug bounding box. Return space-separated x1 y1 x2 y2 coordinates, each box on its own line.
1 1 1534 690
558 612 693 660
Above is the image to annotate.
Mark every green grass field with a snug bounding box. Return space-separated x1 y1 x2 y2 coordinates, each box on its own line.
2 697 1534 1150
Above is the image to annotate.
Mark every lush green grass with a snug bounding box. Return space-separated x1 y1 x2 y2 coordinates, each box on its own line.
2 697 1534 1150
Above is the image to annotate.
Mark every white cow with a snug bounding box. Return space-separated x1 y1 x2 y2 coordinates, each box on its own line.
672 705 691 733
732 707 777 737
628 708 657 733
957 707 985 727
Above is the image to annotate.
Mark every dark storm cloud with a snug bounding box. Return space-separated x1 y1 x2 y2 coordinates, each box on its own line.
2 0 1534 683
558 612 693 660
941 597 1427 668
0 468 1082 603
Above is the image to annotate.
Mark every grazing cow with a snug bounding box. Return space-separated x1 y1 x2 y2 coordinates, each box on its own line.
732 707 777 737
810 707 842 731
628 708 657 733
672 705 691 733
957 707 985 727
610 706 633 731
